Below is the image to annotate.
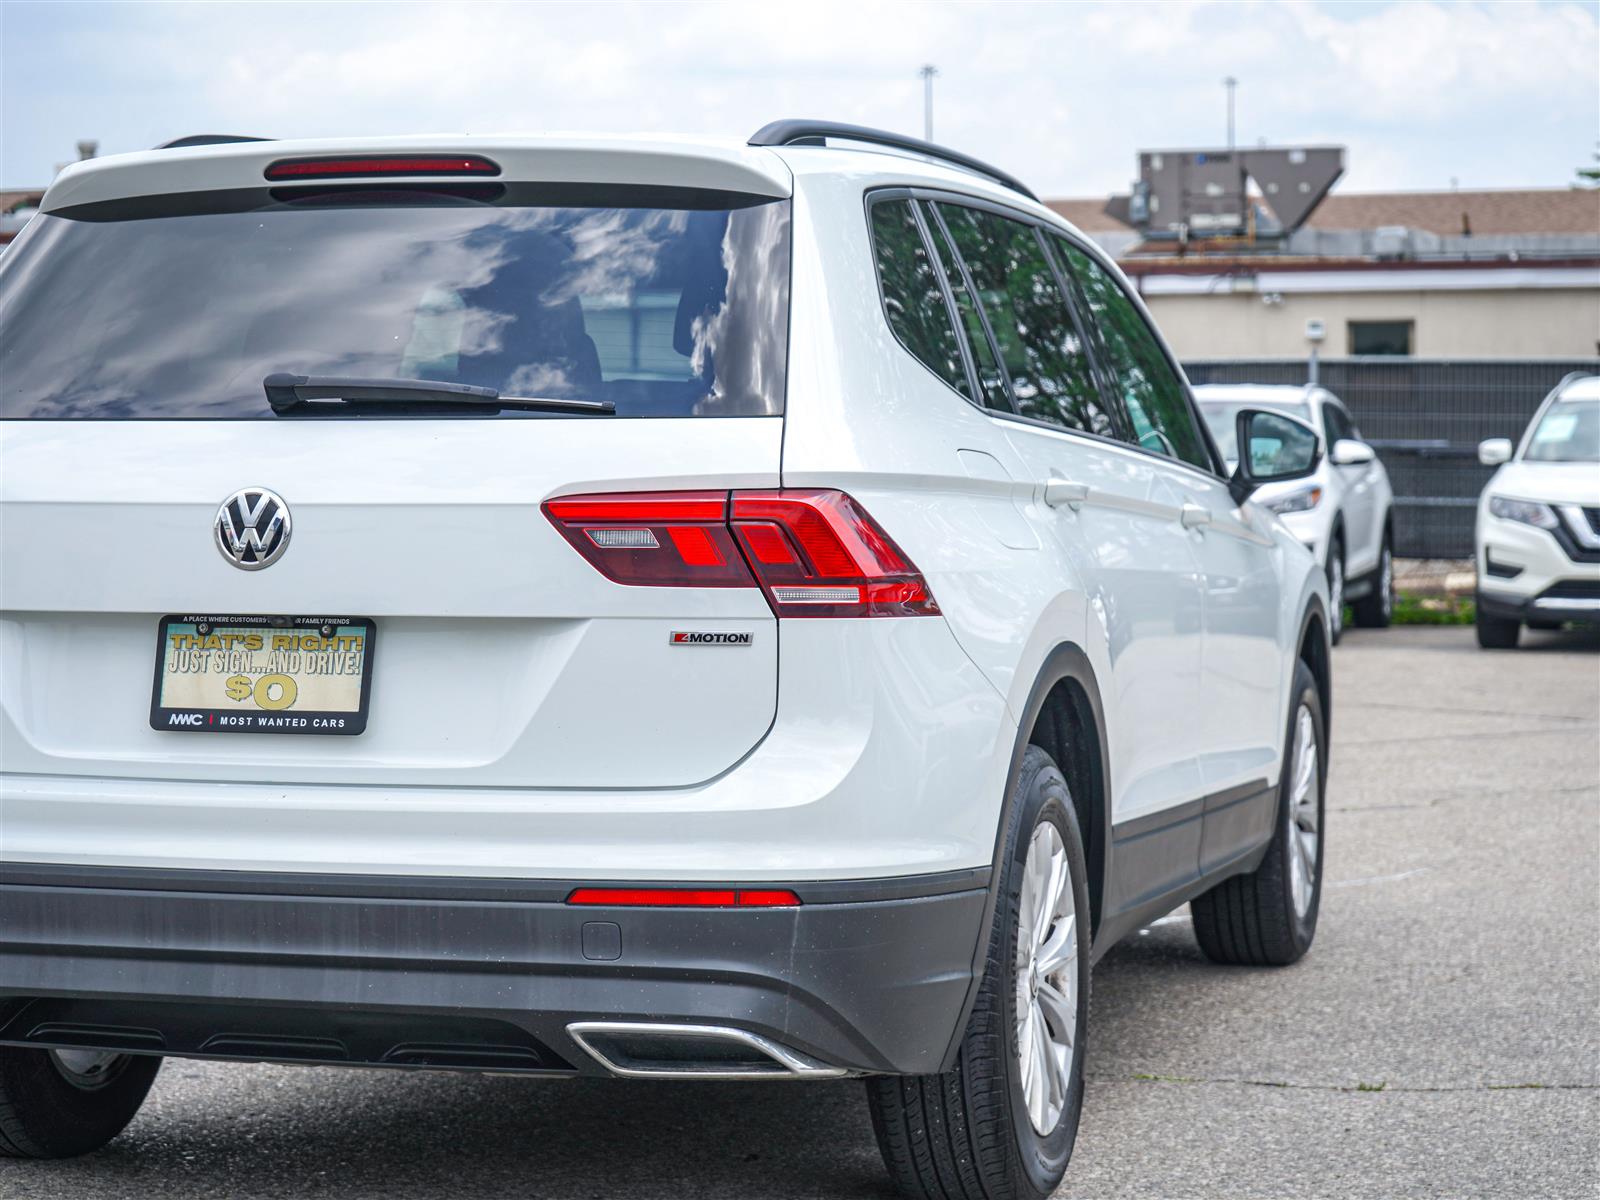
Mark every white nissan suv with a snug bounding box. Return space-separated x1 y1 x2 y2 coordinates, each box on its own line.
0 123 1332 1197
1474 373 1600 648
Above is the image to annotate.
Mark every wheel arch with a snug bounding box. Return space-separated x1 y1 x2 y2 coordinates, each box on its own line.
1297 594 1332 737
938 641 1111 1073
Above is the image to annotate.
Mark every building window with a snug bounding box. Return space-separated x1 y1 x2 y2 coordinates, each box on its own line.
1348 320 1413 356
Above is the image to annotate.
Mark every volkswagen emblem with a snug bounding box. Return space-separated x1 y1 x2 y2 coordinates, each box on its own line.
214 487 291 571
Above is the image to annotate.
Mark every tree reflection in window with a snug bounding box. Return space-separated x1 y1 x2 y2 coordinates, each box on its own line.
1054 239 1211 470
935 204 1112 437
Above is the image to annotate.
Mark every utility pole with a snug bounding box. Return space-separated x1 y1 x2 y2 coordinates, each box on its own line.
1224 76 1237 150
920 64 939 142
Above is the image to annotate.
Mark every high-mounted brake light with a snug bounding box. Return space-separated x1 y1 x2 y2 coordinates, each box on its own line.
541 489 939 617
264 155 501 181
566 887 801 908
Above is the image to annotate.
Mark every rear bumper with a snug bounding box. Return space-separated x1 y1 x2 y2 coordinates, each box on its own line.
0 865 988 1077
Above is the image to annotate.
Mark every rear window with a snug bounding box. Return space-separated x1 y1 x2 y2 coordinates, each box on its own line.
0 185 791 419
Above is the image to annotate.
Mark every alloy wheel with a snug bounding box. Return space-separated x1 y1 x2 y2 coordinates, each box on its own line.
1015 821 1079 1136
1286 704 1321 918
49 1049 129 1091
1329 555 1345 637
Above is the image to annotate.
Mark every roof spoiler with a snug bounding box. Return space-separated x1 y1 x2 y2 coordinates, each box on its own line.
155 135 274 150
749 120 1037 202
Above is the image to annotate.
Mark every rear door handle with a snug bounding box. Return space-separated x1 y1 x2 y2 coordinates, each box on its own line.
1043 480 1089 510
1180 503 1212 530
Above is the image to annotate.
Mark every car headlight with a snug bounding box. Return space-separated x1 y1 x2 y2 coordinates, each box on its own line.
1263 486 1322 515
1487 495 1559 530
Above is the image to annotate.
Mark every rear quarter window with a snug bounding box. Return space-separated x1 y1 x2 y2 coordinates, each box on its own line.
867 198 971 401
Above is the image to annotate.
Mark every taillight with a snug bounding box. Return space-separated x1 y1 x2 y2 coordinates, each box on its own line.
264 155 501 181
542 492 753 587
541 489 938 618
566 887 800 908
730 490 939 617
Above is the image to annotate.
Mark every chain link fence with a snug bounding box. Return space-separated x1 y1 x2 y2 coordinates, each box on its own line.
1182 357 1600 558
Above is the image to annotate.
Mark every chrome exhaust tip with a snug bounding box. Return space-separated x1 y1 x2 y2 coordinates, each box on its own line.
566 1021 848 1080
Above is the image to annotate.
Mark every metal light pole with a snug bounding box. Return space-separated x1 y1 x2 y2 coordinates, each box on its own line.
920 64 939 142
1224 76 1237 150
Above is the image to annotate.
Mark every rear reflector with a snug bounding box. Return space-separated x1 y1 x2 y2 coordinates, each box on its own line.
542 489 938 617
566 887 800 908
264 155 501 181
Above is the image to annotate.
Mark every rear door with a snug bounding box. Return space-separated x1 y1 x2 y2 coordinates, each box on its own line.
0 172 793 789
928 200 1208 841
1053 239 1284 861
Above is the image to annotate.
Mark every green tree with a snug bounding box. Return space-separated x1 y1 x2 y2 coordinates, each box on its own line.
1578 144 1600 188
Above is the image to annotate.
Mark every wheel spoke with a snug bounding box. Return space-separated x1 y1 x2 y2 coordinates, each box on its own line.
1032 845 1060 952
1037 979 1075 1050
1035 912 1077 979
1026 1016 1048 1127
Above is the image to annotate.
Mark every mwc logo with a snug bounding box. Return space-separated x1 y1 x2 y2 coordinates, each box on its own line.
168 712 206 726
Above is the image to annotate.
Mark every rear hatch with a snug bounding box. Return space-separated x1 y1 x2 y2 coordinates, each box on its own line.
0 142 793 788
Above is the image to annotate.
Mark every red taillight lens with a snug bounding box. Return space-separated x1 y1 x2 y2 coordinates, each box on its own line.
264 155 501 181
542 491 753 587
542 488 938 617
731 490 940 618
565 887 800 908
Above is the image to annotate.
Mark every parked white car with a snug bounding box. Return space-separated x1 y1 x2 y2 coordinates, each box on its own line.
1474 374 1600 648
0 123 1333 1197
1197 384 1395 642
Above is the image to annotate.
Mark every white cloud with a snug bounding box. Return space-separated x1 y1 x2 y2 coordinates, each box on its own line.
4 0 1596 193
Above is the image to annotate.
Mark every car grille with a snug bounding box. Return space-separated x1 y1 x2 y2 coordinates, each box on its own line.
1553 507 1600 564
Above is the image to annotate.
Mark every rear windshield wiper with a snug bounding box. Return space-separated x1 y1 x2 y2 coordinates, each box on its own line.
263 373 615 416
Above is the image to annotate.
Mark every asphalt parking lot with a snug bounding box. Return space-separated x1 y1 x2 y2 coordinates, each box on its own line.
4 624 1596 1200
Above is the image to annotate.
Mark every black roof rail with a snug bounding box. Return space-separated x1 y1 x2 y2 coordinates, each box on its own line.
748 120 1038 203
155 134 274 150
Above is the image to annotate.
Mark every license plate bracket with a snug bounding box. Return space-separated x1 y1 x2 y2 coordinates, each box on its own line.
149 615 376 735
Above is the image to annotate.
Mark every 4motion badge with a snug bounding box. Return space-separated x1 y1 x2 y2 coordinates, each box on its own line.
670 631 753 646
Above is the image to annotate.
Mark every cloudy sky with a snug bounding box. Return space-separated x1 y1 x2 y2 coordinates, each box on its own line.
4 0 1597 197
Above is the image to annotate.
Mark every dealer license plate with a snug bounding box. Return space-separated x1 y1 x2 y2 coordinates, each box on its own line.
150 615 375 735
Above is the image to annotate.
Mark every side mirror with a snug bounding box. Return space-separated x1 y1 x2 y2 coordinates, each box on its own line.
1229 408 1323 505
1478 438 1513 467
1330 438 1376 466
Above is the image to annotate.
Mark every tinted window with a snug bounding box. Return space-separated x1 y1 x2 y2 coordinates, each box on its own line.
0 187 790 419
1348 320 1412 356
868 198 970 400
936 204 1112 436
1055 239 1211 470
922 205 1011 411
1322 402 1355 445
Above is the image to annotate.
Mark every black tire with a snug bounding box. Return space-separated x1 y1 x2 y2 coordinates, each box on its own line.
1351 529 1394 628
1326 535 1345 646
867 746 1091 1200
1475 595 1520 649
1192 661 1325 966
0 1047 159 1159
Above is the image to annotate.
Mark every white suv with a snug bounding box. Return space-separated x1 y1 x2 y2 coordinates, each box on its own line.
0 123 1332 1197
1196 383 1395 642
1474 373 1600 648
